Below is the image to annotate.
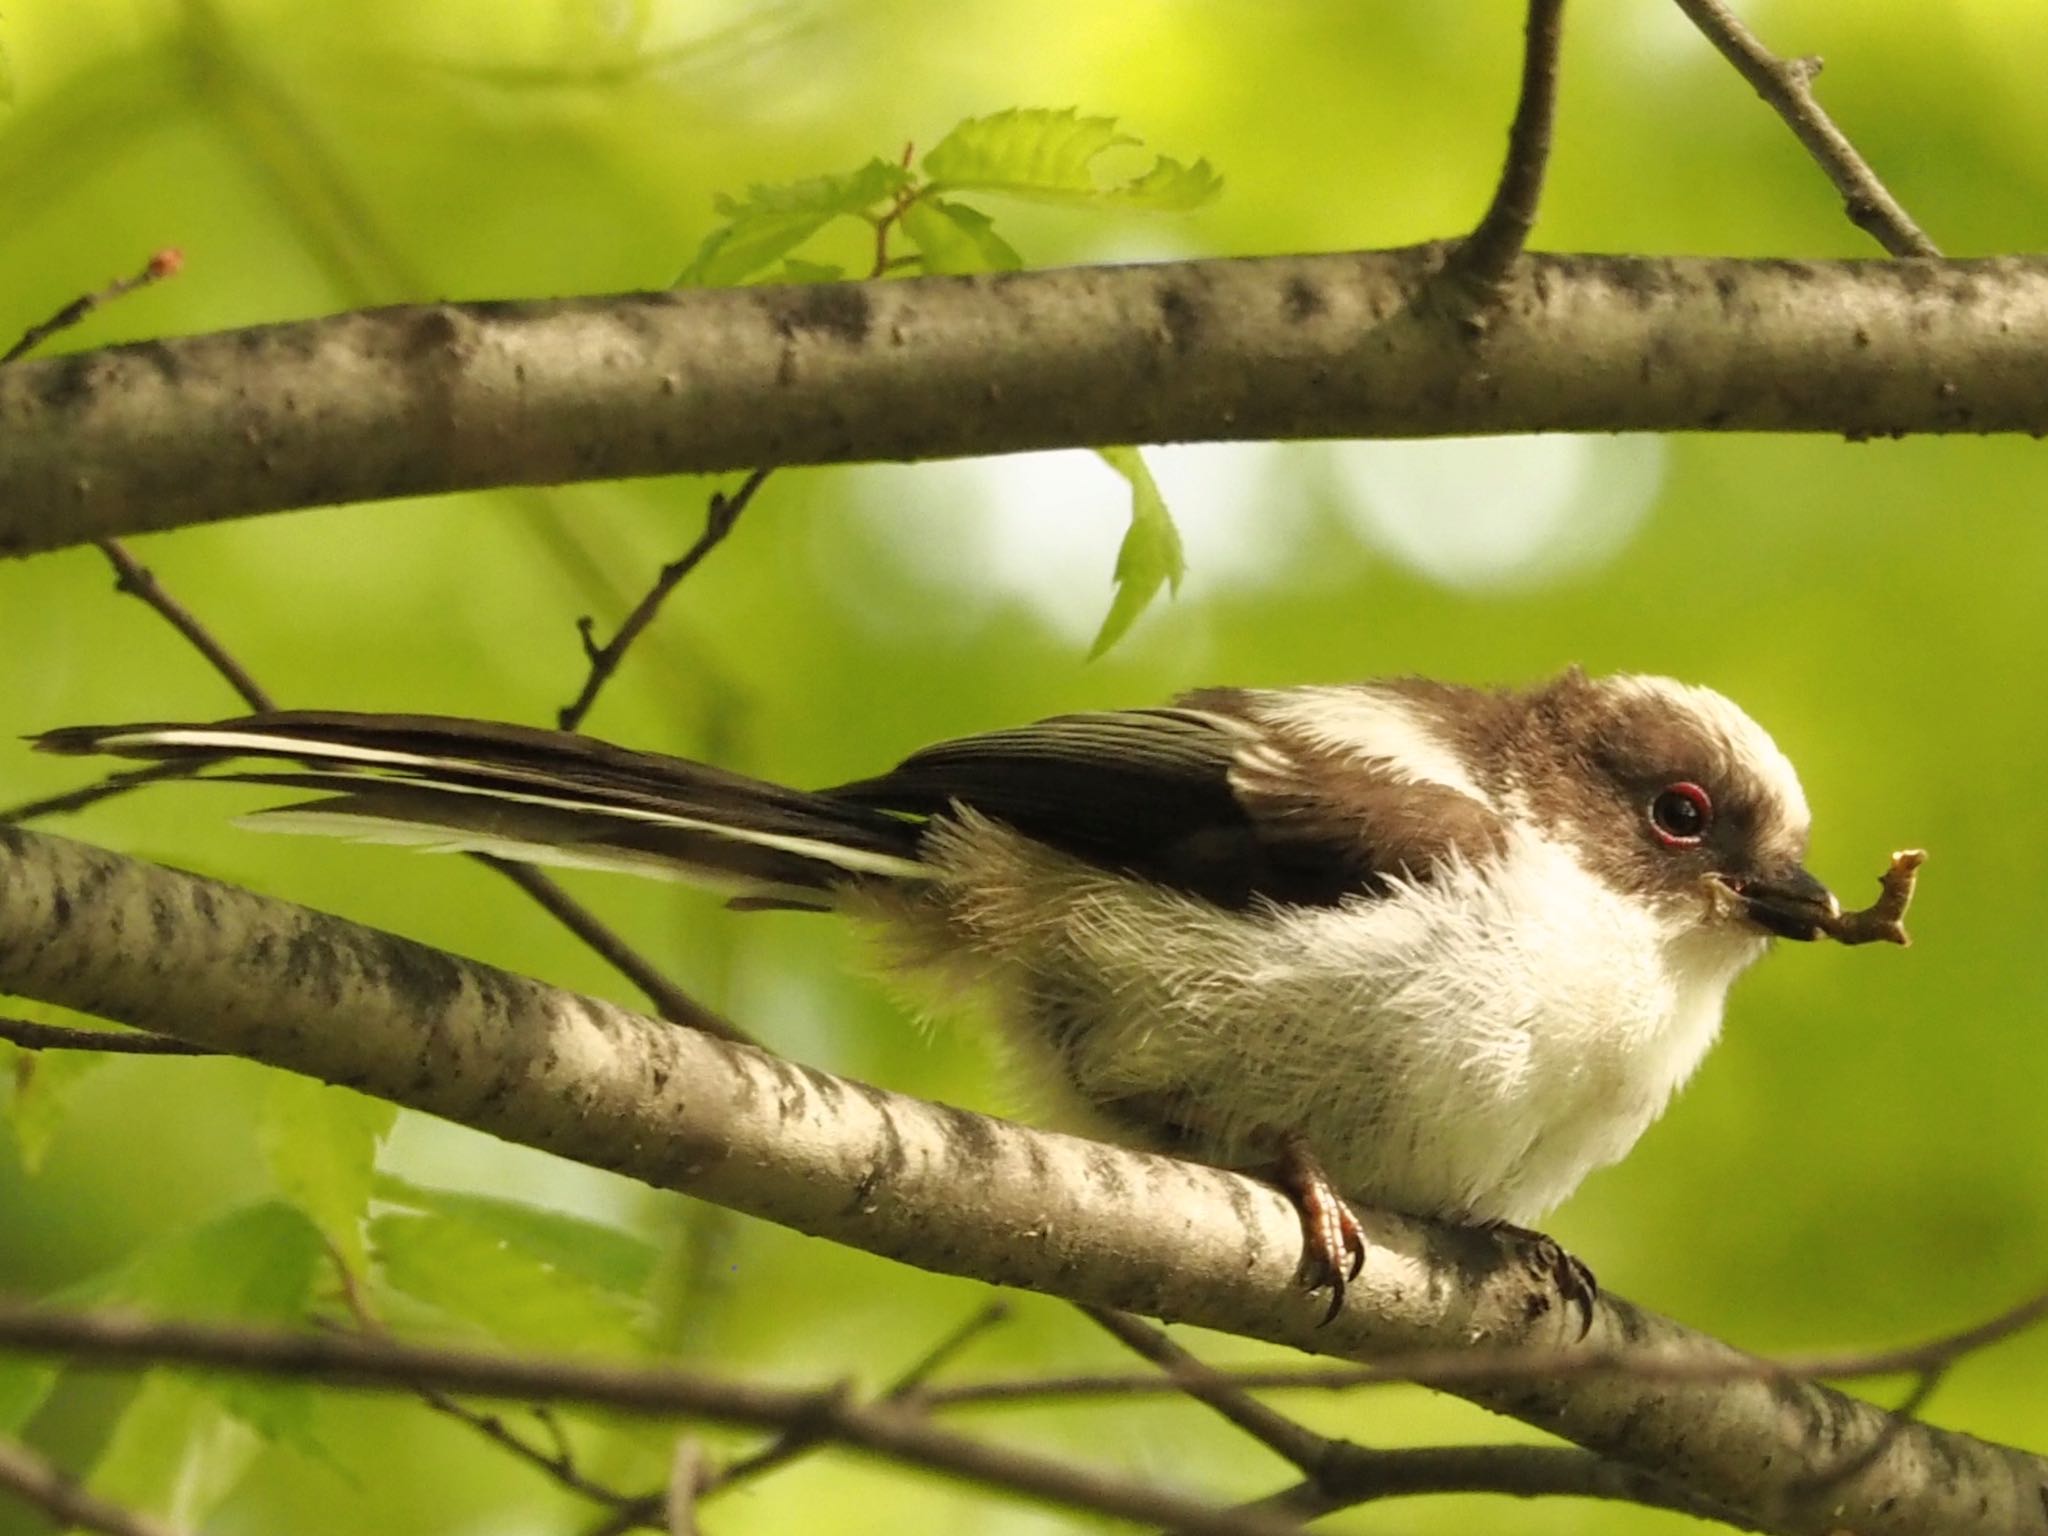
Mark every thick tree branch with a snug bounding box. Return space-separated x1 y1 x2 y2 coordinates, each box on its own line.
4 250 2045 558
0 825 2041 1534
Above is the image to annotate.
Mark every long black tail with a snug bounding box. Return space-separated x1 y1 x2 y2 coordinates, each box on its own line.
34 712 930 909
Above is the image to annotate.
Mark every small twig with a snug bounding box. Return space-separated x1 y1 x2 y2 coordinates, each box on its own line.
0 1303 1298 1536
324 1240 652 1516
1673 0 1940 257
1245 1443 1762 1531
2 249 183 366
93 539 275 712
39 517 730 1046
558 469 772 733
0 1017 217 1056
1444 0 1568 302
1079 1307 1333 1473
586 1299 1014 1536
0 1432 187 1536
0 763 199 828
481 860 754 1045
705 1298 1011 1492
1820 848 1924 947
926 1273 2048 1407
666 1438 705 1536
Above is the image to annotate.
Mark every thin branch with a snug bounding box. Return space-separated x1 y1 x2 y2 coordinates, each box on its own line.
0 1432 187 1536
1673 0 1940 257
706 1298 1012 1494
1447 0 1569 299
1247 1443 1762 1530
923 1276 2048 1406
557 469 771 733
0 764 199 828
37 516 735 1047
2 250 183 366
0 1017 216 1056
481 859 754 1045
92 540 275 712
0 1304 1297 1536
1079 1308 1332 1473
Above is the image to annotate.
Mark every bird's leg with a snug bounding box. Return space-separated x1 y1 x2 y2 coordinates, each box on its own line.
1483 1220 1597 1338
1268 1132 1366 1324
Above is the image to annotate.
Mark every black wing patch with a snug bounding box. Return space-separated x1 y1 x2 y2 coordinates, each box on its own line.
827 694 1504 909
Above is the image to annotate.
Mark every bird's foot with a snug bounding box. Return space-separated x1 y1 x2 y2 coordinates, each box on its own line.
1270 1134 1366 1325
1486 1221 1598 1338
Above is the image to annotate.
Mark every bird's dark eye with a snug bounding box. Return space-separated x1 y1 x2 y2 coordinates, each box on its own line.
1649 782 1712 846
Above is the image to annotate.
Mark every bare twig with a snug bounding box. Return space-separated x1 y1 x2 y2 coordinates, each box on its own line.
2 250 183 366
481 859 753 1045
0 1432 187 1536
1079 1307 1332 1472
0 1017 216 1056
0 763 200 828
557 469 772 733
666 1438 705 1536
926 1275 2048 1407
0 1304 1297 1536
705 1298 1012 1496
1248 1443 1761 1530
1447 0 1569 299
1673 0 1940 257
92 540 275 712
35 513 732 1045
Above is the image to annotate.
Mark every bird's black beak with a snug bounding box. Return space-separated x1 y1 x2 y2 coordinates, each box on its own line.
1719 866 1840 942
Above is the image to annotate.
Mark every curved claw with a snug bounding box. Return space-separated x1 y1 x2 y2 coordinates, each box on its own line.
1490 1222 1599 1338
1273 1136 1367 1325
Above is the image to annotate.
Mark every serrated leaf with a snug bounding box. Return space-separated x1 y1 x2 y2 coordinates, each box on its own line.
1102 153 1223 211
261 1075 396 1273
370 1210 644 1355
922 108 1220 210
899 197 1022 275
679 158 913 286
1089 447 1186 658
373 1172 658 1299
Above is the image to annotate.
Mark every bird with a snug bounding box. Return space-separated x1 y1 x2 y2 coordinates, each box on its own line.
36 668 1845 1323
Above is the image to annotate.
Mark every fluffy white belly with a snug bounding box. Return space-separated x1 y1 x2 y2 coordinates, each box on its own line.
881 815 1767 1225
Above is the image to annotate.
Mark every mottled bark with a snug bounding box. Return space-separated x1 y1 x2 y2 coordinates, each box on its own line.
0 823 2041 1535
3 249 2042 557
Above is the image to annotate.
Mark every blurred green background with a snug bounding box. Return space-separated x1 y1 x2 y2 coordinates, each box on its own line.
2 2 2044 1532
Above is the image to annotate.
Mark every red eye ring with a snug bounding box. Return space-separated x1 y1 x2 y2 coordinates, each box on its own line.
1649 782 1712 847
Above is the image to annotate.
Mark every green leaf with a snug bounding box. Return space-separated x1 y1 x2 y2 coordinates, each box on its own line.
370 1210 645 1355
679 158 913 286
2 1032 112 1172
87 1375 263 1528
64 1203 328 1453
90 1201 326 1321
776 257 847 284
1089 447 1186 658
899 197 1022 275
921 108 1221 210
372 1172 658 1299
260 1074 396 1273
